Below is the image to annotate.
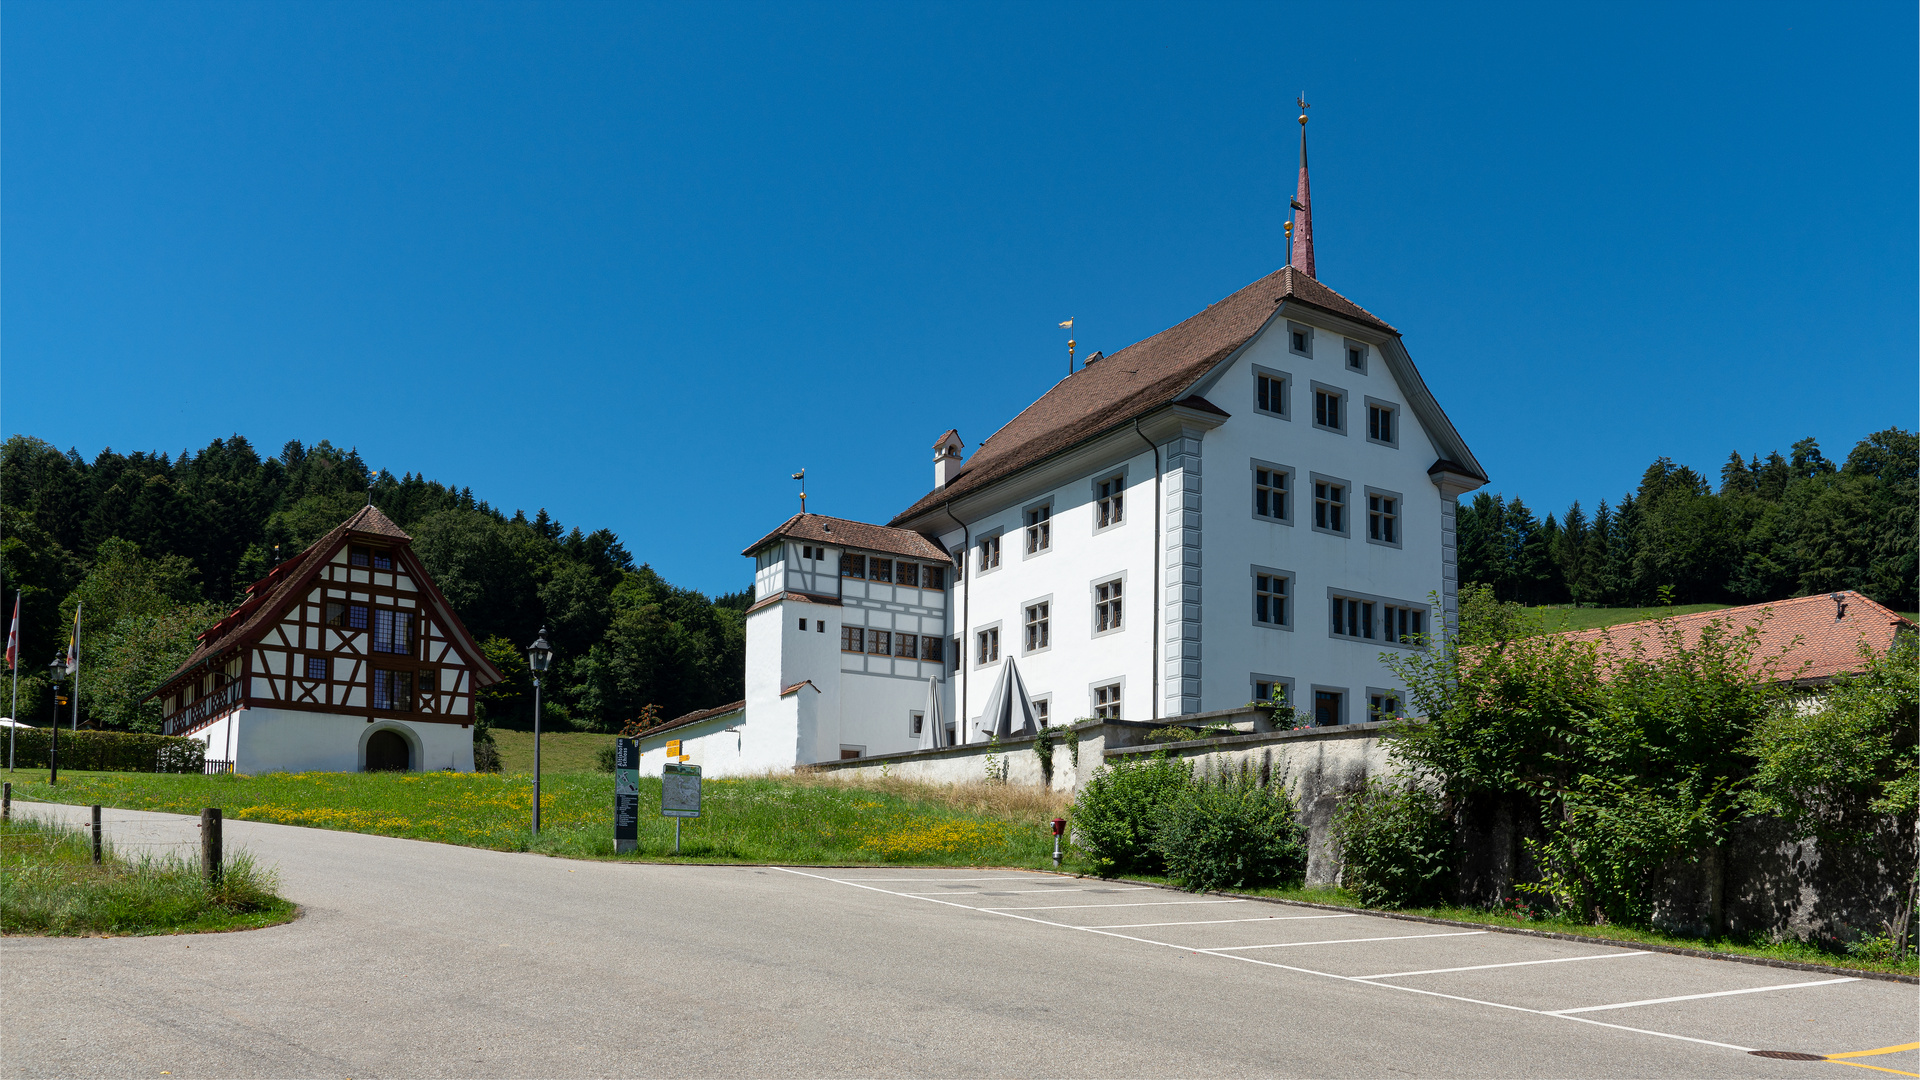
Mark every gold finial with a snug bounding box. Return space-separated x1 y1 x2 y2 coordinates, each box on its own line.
1297 93 1310 125
1284 221 1294 237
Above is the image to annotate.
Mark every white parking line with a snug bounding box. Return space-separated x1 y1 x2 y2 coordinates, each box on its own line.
1547 977 1859 1015
1205 931 1488 952
981 899 1248 911
833 868 1059 880
1355 951 1649 979
1086 914 1365 929
898 887 1149 896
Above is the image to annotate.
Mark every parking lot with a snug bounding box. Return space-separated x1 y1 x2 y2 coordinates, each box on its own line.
5 804 1914 1078
775 867 1918 1076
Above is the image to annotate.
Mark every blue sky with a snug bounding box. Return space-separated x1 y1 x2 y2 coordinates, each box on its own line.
5 1 1914 596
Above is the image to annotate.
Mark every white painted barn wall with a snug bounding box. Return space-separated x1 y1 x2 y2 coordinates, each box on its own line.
192 707 472 774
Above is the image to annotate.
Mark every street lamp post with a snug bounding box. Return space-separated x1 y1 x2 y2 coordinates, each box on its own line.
527 628 552 836
47 654 65 785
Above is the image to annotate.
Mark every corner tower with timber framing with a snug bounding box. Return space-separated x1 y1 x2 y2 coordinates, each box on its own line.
148 505 503 773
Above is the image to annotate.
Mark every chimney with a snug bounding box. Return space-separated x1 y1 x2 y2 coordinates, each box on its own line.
933 430 965 489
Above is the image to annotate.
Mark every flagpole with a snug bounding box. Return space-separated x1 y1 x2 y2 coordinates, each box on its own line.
71 602 81 732
8 594 18 771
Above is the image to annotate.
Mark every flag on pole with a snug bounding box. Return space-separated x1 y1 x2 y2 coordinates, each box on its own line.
4 594 18 671
1057 318 1073 329
66 603 80 675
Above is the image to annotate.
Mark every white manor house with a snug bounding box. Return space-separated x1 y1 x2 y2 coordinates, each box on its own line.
647 123 1486 775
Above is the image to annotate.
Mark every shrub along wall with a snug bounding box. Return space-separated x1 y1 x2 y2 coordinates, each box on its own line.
2 728 207 773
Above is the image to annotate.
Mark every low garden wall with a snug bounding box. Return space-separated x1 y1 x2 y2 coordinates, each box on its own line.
813 711 1910 944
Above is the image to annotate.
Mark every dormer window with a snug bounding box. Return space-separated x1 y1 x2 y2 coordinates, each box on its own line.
350 545 392 570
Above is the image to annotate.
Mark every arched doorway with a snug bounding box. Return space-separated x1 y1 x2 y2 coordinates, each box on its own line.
365 729 411 772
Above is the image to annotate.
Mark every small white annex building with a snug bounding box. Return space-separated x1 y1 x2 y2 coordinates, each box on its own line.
149 505 503 773
677 114 1488 776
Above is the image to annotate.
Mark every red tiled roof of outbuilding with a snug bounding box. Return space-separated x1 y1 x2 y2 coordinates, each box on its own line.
1556 591 1913 685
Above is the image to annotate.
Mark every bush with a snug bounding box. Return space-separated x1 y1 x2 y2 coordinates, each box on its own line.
3 728 207 773
1071 753 1191 876
1332 778 1455 908
595 742 617 773
1157 771 1307 892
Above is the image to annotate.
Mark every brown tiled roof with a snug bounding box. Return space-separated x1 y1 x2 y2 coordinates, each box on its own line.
1555 591 1913 685
644 699 745 738
890 265 1397 525
146 504 503 699
741 513 949 562
743 590 843 616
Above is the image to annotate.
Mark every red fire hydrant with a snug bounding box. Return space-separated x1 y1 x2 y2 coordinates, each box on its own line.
1051 817 1067 867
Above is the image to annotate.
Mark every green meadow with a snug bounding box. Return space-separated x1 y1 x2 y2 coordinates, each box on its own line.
6 769 1075 866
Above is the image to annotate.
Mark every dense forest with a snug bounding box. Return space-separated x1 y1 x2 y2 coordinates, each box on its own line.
1457 428 1917 611
0 435 747 732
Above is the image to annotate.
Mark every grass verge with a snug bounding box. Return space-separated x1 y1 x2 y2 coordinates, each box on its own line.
1521 603 1730 634
1099 875 1917 978
7 769 1078 867
488 729 614 774
1 814 296 936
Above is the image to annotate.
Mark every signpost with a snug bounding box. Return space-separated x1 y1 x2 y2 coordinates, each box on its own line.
613 738 639 854
662 761 701 854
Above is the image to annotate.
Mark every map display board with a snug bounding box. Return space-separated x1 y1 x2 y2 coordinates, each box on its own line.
662 762 702 818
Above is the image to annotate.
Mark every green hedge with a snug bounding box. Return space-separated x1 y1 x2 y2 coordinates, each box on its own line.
1 728 208 773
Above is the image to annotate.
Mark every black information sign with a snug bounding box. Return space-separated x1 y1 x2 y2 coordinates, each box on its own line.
613 737 639 854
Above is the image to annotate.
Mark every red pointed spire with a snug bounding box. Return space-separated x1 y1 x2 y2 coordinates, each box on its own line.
1289 95 1315 279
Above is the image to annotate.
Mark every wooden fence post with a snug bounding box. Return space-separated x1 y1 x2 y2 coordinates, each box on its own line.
91 804 102 864
2 781 10 822
200 807 222 886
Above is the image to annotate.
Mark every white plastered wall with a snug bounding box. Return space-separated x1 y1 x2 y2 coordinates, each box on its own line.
194 707 473 773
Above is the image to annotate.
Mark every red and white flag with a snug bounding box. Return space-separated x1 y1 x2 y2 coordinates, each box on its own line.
4 594 17 672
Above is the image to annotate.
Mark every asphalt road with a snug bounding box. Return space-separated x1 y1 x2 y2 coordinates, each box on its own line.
4 803 1914 1079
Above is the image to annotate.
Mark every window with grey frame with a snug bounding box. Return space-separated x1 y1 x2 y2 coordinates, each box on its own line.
1092 681 1122 720
1025 503 1052 554
1368 689 1403 722
1094 578 1123 633
1365 398 1398 447
1312 384 1346 433
1095 473 1126 529
977 534 1001 572
867 630 892 656
1344 338 1369 374
909 710 925 738
976 626 1000 664
1033 697 1051 728
1024 601 1051 652
1366 488 1401 547
1253 464 1291 522
1287 321 1313 358
1312 477 1349 535
1252 676 1294 710
1253 366 1290 419
1328 590 1426 648
1253 569 1291 627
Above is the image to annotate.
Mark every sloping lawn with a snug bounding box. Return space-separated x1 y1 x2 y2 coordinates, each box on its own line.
488 729 614 774
1522 603 1729 634
7 770 1074 867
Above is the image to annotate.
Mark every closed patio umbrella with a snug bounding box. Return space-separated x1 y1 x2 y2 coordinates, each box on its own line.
974 657 1039 740
919 677 947 750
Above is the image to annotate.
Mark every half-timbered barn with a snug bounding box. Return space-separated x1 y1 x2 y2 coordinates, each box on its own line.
148 505 503 773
